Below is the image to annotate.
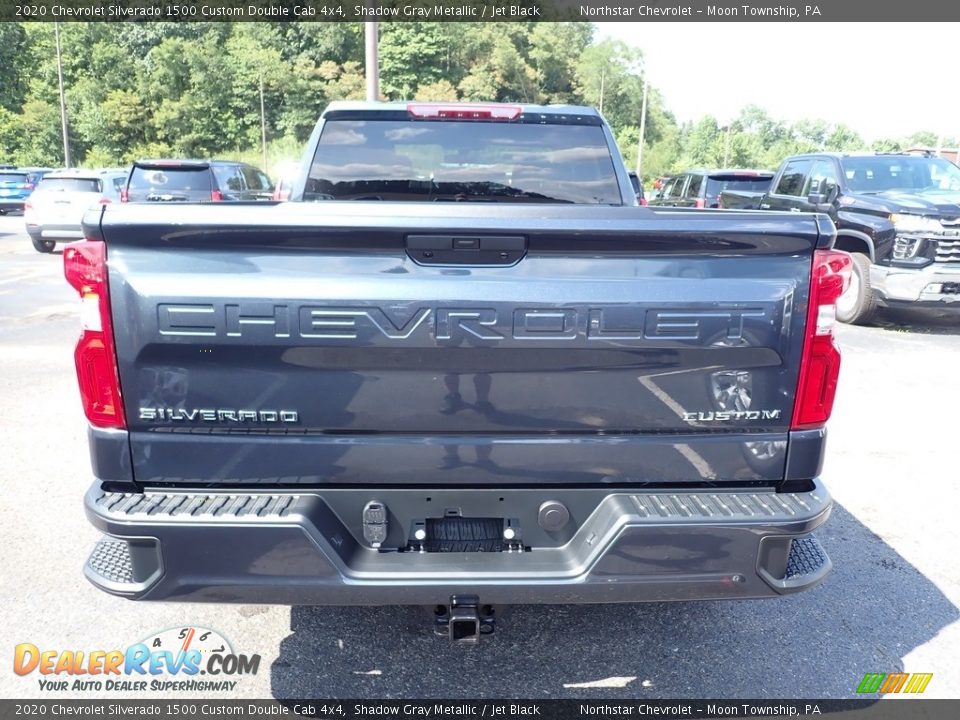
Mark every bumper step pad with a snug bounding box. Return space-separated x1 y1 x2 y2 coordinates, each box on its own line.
786 536 830 579
757 534 832 592
84 536 163 597
87 539 134 584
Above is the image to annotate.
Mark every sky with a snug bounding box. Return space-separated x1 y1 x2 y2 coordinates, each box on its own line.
596 23 960 142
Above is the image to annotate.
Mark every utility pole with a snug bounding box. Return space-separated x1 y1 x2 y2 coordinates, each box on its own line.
723 124 732 167
364 22 379 102
635 76 648 177
259 72 268 172
54 22 71 168
599 69 605 114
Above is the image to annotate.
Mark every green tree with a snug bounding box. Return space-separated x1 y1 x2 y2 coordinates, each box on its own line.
454 24 539 102
680 116 724 168
0 107 21 161
318 61 367 103
414 80 459 101
379 23 447 99
575 39 646 131
0 24 29 112
908 130 939 147
14 100 64 166
825 124 863 151
279 57 331 141
224 26 289 151
872 138 904 152
76 90 150 163
527 23 592 104
140 34 237 156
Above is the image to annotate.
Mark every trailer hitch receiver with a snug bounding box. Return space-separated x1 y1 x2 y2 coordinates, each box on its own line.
434 595 495 643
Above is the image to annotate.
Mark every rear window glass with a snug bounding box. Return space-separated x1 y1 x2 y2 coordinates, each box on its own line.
306 119 621 204
0 173 28 183
705 176 771 198
39 178 101 193
668 176 687 198
129 167 213 193
241 167 272 192
212 165 244 192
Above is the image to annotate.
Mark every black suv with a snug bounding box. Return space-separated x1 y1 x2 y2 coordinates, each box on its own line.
123 160 273 203
651 169 774 209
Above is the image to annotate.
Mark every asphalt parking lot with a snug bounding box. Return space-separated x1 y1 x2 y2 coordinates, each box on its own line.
0 211 957 700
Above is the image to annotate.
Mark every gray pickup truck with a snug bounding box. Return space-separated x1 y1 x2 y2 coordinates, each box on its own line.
70 102 848 641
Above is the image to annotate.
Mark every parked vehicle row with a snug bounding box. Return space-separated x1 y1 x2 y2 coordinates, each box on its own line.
124 159 273 203
25 169 127 253
17 159 278 253
648 169 774 208
0 167 53 215
647 152 960 324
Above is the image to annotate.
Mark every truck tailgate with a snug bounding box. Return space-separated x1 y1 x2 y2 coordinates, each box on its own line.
94 203 828 487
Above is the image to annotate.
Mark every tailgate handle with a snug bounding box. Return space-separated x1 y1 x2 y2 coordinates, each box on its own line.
406 235 526 266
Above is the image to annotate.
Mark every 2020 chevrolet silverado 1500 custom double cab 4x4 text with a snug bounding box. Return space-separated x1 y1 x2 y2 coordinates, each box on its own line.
720 152 960 324
71 103 848 641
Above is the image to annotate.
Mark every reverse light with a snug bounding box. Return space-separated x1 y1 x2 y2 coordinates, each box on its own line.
63 241 126 429
791 250 852 430
407 103 522 121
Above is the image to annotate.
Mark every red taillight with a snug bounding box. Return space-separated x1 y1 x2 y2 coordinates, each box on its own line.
64 241 126 429
25 182 34 190
99 197 111 205
24 201 32 211
211 190 223 201
694 198 706 209
119 189 128 203
639 198 648 207
791 250 852 430
407 103 522 121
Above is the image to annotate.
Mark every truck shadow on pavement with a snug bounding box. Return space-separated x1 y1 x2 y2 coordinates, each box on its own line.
875 307 960 335
270 504 958 699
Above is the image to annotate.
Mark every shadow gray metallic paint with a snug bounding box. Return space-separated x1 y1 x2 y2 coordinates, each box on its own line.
87 203 831 489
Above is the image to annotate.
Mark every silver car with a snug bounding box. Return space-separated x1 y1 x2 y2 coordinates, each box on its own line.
24 169 127 253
